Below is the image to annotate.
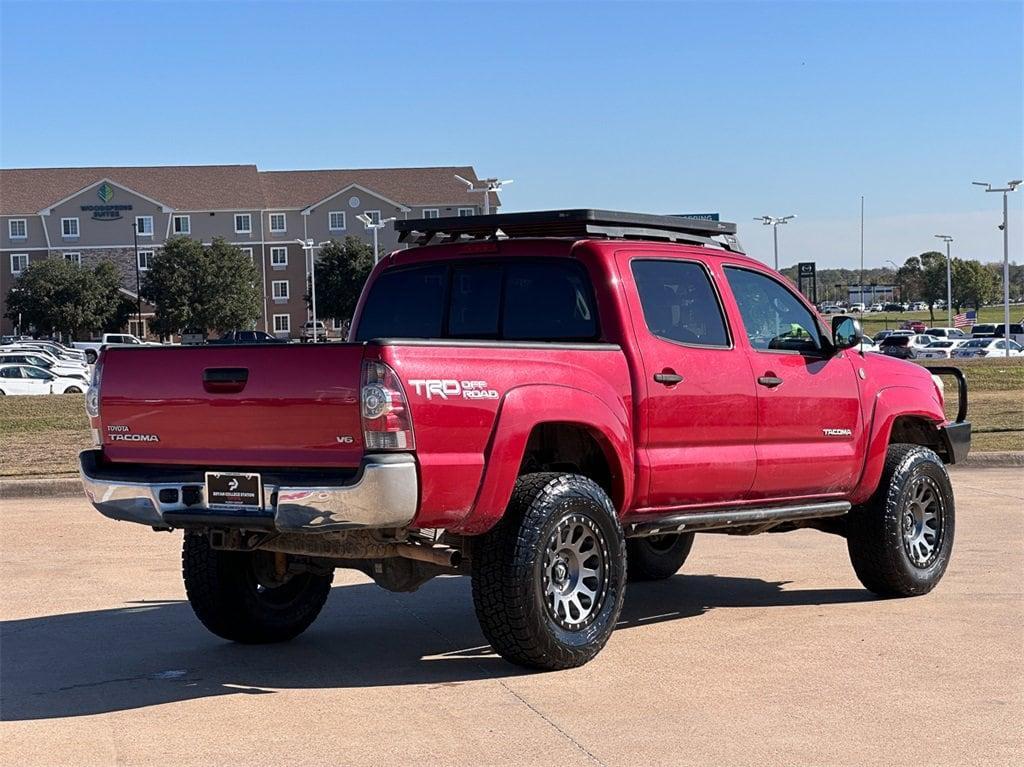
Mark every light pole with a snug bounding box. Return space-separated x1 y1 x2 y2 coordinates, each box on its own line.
754 215 795 271
454 175 513 215
885 260 900 304
973 180 1022 357
356 213 396 263
296 238 328 343
132 221 142 336
934 235 954 326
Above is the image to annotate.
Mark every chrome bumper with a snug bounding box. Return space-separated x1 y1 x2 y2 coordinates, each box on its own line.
79 450 419 532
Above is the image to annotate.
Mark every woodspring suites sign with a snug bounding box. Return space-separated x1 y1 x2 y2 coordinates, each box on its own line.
80 182 132 221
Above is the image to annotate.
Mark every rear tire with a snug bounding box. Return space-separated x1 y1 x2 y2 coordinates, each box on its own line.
471 473 627 670
627 533 695 581
182 533 333 643
847 444 954 597
64 386 82 394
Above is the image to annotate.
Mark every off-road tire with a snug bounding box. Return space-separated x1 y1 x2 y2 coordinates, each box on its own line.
182 533 333 643
627 533 695 581
847 444 955 597
471 473 627 670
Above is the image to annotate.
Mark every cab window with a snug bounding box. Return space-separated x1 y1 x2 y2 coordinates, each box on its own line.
631 260 729 347
724 267 822 354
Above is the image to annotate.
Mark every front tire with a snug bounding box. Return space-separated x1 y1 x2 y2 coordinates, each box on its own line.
627 533 695 581
471 473 627 670
847 444 955 597
182 533 332 643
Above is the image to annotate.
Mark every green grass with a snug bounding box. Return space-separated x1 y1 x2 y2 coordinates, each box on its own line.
857 304 1022 337
0 361 1020 479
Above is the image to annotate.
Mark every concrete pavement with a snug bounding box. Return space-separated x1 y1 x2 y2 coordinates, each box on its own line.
1 468 1021 766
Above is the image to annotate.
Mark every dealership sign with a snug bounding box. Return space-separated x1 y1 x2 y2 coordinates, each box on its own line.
81 183 132 220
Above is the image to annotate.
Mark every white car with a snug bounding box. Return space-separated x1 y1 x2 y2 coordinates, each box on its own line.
857 338 880 353
72 333 158 363
4 340 87 362
924 327 968 340
952 338 1023 358
849 303 866 313
0 364 88 395
0 350 89 379
916 340 967 359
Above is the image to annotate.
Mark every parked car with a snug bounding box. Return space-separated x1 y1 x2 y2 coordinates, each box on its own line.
209 330 288 345
78 208 970 671
869 303 884 312
910 302 928 311
300 321 328 342
924 327 968 340
969 324 998 338
952 338 1023 358
883 303 904 312
916 340 967 360
7 339 87 362
878 334 936 360
857 338 879 353
849 302 866 313
819 305 842 315
992 323 1024 344
0 351 89 380
0 364 87 394
73 333 159 363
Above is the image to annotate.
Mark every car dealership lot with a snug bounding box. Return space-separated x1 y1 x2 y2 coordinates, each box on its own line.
1 468 1021 767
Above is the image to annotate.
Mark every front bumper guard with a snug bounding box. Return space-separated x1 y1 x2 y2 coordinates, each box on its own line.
79 450 419 532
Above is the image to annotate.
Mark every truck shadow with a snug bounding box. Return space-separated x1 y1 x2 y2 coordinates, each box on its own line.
1 573 870 721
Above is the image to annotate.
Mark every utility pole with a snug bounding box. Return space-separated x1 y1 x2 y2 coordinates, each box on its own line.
454 175 513 215
859 196 865 309
973 180 1022 357
753 214 796 271
934 235 954 326
132 220 142 336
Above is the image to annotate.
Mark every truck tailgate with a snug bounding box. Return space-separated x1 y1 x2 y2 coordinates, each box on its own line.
98 345 365 467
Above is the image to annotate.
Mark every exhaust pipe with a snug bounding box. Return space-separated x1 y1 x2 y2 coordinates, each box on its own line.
396 544 462 569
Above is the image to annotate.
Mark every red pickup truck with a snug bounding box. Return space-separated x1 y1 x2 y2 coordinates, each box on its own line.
80 210 970 670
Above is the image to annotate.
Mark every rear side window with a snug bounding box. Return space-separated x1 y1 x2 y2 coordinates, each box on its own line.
356 259 598 342
631 260 729 347
724 267 822 353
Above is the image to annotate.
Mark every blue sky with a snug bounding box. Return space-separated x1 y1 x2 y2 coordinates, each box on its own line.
1 0 1021 268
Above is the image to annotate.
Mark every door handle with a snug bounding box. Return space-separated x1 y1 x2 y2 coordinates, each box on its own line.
653 372 684 385
203 367 249 393
757 375 783 388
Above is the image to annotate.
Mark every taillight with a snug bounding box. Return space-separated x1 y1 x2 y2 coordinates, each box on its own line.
361 360 415 450
85 355 103 418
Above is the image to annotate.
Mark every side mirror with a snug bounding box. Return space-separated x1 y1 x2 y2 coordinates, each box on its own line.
832 315 863 352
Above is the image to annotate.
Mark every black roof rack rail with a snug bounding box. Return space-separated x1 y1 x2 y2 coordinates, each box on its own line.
394 209 745 253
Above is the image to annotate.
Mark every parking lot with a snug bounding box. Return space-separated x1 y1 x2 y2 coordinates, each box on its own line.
1 467 1019 767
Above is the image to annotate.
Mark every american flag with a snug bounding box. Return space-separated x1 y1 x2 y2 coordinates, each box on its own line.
953 310 975 328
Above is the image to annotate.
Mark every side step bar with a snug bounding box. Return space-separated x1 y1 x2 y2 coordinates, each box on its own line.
625 501 851 538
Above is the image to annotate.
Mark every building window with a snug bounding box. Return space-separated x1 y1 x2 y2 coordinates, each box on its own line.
135 216 154 236
61 217 80 238
422 209 440 219
8 219 27 239
269 213 287 233
273 314 290 334
234 213 252 234
329 211 346 231
272 280 289 301
364 210 381 225
457 207 475 217
240 247 253 260
332 317 345 331
10 253 28 274
172 215 190 234
138 250 154 271
64 252 81 266
270 246 288 268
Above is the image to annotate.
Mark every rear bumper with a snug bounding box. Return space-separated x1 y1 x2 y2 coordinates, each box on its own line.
79 450 419 532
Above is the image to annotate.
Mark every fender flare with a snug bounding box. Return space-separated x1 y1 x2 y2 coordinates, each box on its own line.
454 384 633 535
851 385 945 505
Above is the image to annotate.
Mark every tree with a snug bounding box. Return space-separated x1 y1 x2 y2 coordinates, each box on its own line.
141 236 261 336
952 258 997 312
914 251 947 322
306 237 375 327
4 257 129 339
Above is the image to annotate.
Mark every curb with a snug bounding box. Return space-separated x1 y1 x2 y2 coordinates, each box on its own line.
1 452 1020 500
0 476 82 500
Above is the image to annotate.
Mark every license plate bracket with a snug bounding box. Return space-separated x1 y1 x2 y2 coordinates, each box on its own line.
205 471 263 511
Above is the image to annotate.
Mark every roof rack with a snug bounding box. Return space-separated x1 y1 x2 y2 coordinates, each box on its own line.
394 209 745 253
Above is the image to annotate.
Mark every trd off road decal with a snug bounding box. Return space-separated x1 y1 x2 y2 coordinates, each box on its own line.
106 424 160 442
408 379 499 401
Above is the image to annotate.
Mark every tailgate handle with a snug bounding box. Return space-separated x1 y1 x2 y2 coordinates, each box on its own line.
203 367 249 393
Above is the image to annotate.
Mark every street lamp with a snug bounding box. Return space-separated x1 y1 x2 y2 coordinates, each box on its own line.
131 221 142 336
454 175 513 215
934 235 954 326
973 180 1022 357
754 214 796 271
356 213 397 263
296 239 330 343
